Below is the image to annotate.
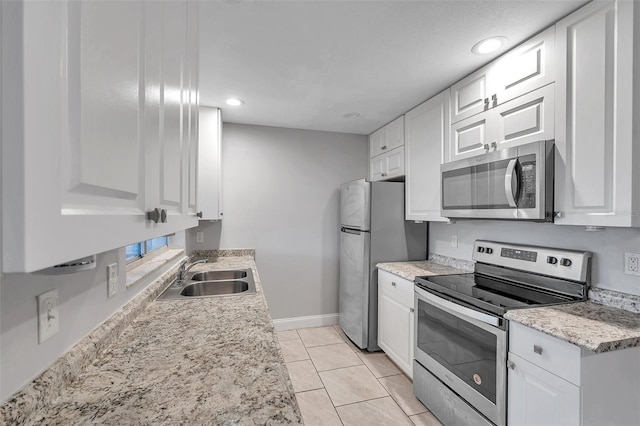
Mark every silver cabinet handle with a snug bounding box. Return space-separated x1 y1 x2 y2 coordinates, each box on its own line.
196 211 203 218
381 145 387 150
146 208 161 223
160 209 167 223
492 93 498 107
484 97 490 110
381 172 388 177
491 141 497 150
483 144 490 151
410 307 415 313
391 282 396 287
507 360 515 370
533 345 543 355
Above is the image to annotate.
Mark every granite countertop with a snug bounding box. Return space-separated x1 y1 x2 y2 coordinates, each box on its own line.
5 254 301 425
377 255 473 282
505 301 640 353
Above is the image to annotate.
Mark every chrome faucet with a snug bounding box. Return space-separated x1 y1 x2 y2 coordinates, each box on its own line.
176 258 208 286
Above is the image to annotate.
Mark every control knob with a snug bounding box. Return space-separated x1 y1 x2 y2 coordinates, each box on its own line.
547 256 558 265
486 248 493 254
560 258 572 267
477 246 485 253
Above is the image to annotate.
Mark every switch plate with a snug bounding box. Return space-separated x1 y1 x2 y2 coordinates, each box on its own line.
196 232 204 243
37 289 59 343
107 263 118 297
451 235 458 248
624 253 640 276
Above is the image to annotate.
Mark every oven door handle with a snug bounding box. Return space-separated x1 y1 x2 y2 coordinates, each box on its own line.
505 158 519 208
415 287 501 327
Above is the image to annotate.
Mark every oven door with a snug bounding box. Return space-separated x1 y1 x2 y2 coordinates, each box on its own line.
414 286 507 426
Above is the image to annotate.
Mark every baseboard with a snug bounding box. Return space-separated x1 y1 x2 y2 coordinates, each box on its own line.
272 313 339 331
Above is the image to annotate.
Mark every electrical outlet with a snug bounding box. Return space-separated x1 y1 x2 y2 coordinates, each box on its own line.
451 235 458 248
37 289 59 343
107 263 118 298
624 253 640 276
196 232 204 243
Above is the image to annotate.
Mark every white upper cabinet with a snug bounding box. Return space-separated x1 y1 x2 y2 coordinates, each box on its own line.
197 107 223 221
554 0 639 227
493 27 555 106
1 1 199 273
450 66 492 124
369 116 404 158
369 116 405 181
405 89 450 221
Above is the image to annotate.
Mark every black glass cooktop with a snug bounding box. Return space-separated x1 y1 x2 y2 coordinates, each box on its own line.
415 272 575 317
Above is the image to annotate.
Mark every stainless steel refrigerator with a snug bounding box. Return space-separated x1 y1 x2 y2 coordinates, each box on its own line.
339 179 427 351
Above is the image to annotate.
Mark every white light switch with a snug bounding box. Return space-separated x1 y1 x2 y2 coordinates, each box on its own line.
107 263 118 298
37 289 59 343
196 232 204 243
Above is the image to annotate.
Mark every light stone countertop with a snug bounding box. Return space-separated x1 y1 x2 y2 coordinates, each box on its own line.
4 254 302 425
505 301 640 353
376 258 473 282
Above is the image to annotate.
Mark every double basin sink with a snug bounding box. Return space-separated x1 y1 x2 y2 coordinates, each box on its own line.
157 268 256 300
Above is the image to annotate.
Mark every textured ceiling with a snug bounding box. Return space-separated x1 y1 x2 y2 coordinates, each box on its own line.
199 0 587 135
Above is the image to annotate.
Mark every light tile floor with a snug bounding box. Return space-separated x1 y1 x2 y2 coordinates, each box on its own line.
278 325 443 426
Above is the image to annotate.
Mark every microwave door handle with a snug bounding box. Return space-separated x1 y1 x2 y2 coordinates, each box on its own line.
505 159 519 208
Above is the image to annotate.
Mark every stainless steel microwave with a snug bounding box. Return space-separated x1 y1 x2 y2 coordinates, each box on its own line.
441 140 554 221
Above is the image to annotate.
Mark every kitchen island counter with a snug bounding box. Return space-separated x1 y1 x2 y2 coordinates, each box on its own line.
2 254 302 425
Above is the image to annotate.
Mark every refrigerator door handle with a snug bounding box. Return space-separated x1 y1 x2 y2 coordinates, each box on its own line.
341 227 362 235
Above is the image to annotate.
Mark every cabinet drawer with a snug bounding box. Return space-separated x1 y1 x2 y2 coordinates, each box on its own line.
378 269 414 307
509 322 581 385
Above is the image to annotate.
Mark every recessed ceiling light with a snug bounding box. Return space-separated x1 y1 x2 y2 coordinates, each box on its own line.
342 112 360 119
226 98 245 106
471 36 508 55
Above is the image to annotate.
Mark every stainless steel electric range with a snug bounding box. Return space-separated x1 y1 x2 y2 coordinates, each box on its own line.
413 240 592 426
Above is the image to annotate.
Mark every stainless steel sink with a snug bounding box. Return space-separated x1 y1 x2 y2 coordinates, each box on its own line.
180 280 249 296
189 270 247 281
157 268 256 300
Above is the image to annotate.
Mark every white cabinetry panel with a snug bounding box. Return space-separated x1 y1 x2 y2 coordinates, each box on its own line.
450 67 491 124
197 107 223 221
370 116 405 158
554 0 639 227
450 113 489 161
369 146 405 182
405 89 450 221
1 1 199 272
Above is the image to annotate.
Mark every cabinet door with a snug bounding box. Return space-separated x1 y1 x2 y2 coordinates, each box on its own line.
449 113 490 161
2 1 153 272
369 154 386 182
493 84 554 151
197 107 222 220
385 116 405 151
186 1 200 217
378 284 413 377
369 127 386 158
405 89 450 221
450 65 492 123
494 27 555 105
508 353 580 426
554 0 638 227
385 146 405 179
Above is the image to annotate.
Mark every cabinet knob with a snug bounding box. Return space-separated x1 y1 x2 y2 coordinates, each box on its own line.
410 307 415 313
484 98 490 110
220 212 224 217
381 145 387 150
491 141 497 150
391 281 396 287
381 173 388 177
196 211 203 218
483 144 490 151
533 345 543 355
160 209 167 223
507 360 516 370
146 208 161 224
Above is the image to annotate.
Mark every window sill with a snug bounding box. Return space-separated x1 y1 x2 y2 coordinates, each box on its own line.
126 248 185 289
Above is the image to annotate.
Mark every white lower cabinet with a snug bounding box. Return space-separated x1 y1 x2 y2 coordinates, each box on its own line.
369 146 405 182
508 322 640 426
377 269 414 378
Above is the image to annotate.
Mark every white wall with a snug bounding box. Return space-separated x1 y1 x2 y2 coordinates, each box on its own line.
187 123 368 320
430 221 640 295
0 247 180 403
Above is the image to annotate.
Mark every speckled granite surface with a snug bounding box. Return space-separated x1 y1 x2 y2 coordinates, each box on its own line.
190 249 256 260
377 255 473 282
1 253 301 425
505 302 640 353
427 253 475 272
589 287 640 314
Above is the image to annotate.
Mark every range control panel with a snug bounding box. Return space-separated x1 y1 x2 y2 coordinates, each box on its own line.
472 240 592 282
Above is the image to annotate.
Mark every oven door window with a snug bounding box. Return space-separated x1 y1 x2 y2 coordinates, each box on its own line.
416 298 497 403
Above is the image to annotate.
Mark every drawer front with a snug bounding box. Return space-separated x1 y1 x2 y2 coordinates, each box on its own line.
378 269 413 307
509 322 581 385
